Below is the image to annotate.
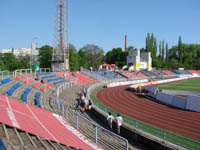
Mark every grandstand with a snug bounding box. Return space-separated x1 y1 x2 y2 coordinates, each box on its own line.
1 68 200 150
0 69 142 150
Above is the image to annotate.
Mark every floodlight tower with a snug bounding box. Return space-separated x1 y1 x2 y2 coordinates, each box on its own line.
52 0 69 72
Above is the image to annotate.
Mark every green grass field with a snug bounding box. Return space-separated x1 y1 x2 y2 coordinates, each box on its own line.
156 78 200 92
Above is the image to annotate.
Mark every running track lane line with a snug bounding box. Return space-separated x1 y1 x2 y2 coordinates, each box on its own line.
26 104 59 143
6 96 20 128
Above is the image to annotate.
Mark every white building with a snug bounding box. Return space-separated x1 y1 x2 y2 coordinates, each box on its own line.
126 50 152 71
1 42 39 57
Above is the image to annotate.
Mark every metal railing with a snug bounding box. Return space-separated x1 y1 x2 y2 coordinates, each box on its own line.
55 98 129 150
87 80 200 150
13 69 32 78
0 70 9 80
55 79 129 150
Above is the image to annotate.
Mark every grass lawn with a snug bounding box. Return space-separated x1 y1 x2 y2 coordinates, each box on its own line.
156 78 200 92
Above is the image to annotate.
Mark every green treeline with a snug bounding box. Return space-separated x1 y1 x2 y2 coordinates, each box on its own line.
1 33 200 71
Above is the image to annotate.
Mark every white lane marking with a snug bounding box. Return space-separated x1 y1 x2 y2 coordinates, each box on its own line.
26 104 59 142
6 96 20 128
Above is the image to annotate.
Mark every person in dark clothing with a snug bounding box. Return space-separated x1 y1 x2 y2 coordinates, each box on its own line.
76 96 81 110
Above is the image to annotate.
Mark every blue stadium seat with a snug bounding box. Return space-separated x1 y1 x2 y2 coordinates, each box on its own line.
7 88 15 96
35 92 41 100
1 77 11 84
42 75 57 79
24 88 32 94
36 72 51 76
48 77 62 82
22 94 27 102
53 80 66 85
13 83 22 89
36 99 41 107
0 139 6 150
35 92 41 107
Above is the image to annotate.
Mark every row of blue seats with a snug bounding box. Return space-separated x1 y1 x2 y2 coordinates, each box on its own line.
48 77 62 82
36 72 51 76
53 80 66 85
42 75 57 79
0 77 11 86
22 88 32 102
35 92 41 107
171 70 191 74
7 83 22 96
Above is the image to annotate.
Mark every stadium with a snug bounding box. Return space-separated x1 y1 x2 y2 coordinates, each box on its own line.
1 1 200 150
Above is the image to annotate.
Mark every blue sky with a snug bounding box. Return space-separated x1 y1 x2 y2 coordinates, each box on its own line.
0 0 200 52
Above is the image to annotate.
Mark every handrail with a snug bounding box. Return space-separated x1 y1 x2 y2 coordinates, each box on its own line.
55 78 129 150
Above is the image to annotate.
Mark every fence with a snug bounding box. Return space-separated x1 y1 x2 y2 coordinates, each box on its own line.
0 70 9 80
13 68 51 79
13 69 32 78
87 80 200 150
55 79 129 150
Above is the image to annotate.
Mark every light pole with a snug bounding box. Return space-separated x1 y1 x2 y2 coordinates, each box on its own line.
30 37 38 69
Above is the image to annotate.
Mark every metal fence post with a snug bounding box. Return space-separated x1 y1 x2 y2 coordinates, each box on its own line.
136 121 138 128
163 131 166 140
65 105 68 120
76 113 79 129
62 102 64 116
104 107 107 113
95 126 98 144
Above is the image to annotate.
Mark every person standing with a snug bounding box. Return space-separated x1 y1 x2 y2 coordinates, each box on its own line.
83 87 87 97
116 113 123 135
107 112 114 131
76 95 81 111
63 73 67 79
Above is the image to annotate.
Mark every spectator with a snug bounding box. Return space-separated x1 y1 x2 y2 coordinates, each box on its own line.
116 113 123 135
63 73 67 79
107 112 114 131
80 94 86 112
88 100 92 111
76 95 81 110
35 75 39 81
41 79 44 83
83 87 87 97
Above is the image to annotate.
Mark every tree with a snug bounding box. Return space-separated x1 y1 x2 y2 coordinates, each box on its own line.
1 53 18 71
127 46 137 51
80 44 104 68
78 50 88 69
153 38 157 59
159 40 162 61
145 33 151 52
0 60 7 70
105 48 127 68
166 42 169 65
162 40 165 62
178 36 183 64
69 46 79 71
39 45 53 68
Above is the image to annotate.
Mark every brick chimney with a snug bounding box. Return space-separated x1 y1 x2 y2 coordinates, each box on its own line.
125 35 127 52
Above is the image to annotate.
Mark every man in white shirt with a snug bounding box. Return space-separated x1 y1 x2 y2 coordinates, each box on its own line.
116 113 123 135
107 112 114 131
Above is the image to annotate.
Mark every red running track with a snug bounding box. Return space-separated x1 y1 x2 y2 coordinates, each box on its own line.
97 85 200 140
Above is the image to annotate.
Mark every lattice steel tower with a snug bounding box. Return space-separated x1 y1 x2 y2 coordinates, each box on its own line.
52 0 69 72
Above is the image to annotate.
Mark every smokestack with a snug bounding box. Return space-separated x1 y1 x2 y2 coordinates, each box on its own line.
125 35 127 52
